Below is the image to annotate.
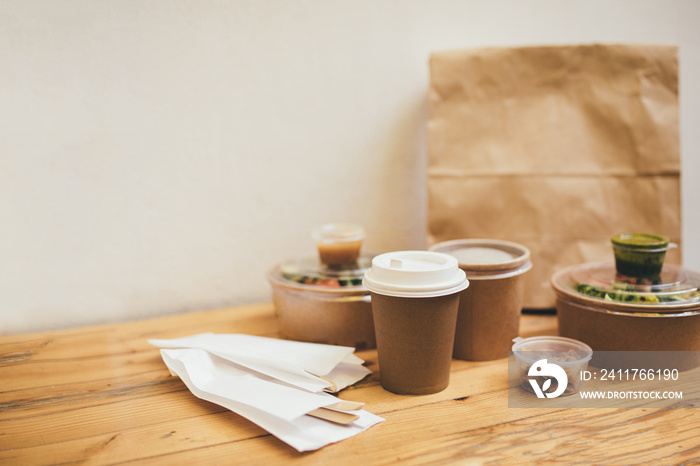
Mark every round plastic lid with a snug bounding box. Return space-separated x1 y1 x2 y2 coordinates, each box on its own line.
362 250 469 298
552 262 700 310
269 255 372 292
429 238 532 279
312 223 365 243
611 233 671 251
512 336 592 365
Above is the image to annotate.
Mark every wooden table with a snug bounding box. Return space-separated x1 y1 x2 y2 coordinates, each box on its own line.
1 303 698 465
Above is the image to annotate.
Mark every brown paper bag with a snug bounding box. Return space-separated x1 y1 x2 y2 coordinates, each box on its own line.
427 44 681 309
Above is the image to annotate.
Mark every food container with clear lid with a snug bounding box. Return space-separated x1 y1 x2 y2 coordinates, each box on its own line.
611 233 676 279
512 336 593 396
267 255 376 349
551 262 700 369
313 223 365 266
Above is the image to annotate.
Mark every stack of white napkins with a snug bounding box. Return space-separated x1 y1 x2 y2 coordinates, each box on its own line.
149 333 384 452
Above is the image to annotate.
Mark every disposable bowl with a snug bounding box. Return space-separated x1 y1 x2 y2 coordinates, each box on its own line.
551 262 700 369
267 255 375 350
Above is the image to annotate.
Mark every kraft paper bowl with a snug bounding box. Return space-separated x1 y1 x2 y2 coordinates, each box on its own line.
551 262 700 370
267 256 376 350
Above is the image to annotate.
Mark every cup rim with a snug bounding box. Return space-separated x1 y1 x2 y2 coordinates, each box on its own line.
429 238 531 274
511 336 593 365
611 233 671 251
313 223 365 243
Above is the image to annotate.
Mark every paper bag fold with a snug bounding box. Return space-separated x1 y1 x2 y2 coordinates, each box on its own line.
427 44 681 308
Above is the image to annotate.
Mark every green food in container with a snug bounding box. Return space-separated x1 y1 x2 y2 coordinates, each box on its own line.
611 233 674 278
574 283 699 304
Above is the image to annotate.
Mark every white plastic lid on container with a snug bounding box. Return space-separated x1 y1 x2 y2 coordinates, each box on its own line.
362 250 469 298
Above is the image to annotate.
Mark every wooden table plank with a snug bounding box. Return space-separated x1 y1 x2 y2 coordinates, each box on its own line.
1 304 698 465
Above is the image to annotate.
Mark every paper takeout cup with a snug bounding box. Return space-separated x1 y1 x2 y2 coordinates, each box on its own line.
430 239 532 361
363 251 468 395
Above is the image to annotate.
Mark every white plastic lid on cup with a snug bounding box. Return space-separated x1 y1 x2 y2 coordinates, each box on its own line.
362 250 469 298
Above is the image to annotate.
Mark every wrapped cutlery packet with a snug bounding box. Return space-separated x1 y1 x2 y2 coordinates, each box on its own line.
149 333 384 452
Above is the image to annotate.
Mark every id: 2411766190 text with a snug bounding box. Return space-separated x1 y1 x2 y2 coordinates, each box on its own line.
580 368 679 381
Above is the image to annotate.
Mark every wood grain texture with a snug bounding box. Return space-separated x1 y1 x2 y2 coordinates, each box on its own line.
1 305 698 465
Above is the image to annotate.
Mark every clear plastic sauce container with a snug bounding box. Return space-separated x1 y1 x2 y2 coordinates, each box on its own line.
512 336 593 396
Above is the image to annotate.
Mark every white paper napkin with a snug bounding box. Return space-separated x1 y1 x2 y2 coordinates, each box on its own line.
150 334 383 451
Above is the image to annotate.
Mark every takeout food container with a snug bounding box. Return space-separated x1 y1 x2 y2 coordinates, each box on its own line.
430 239 532 361
512 336 592 396
552 262 700 369
611 233 675 279
268 255 376 350
312 223 365 266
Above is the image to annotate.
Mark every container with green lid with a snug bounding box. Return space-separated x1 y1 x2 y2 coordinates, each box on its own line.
611 233 675 279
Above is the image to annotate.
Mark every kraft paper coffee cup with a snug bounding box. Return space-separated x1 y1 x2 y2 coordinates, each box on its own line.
430 239 532 361
363 251 469 395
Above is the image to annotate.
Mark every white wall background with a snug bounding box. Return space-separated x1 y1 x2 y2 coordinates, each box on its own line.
2 0 699 334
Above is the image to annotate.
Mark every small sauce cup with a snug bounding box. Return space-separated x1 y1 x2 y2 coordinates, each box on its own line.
313 224 365 266
512 336 593 397
611 233 676 279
